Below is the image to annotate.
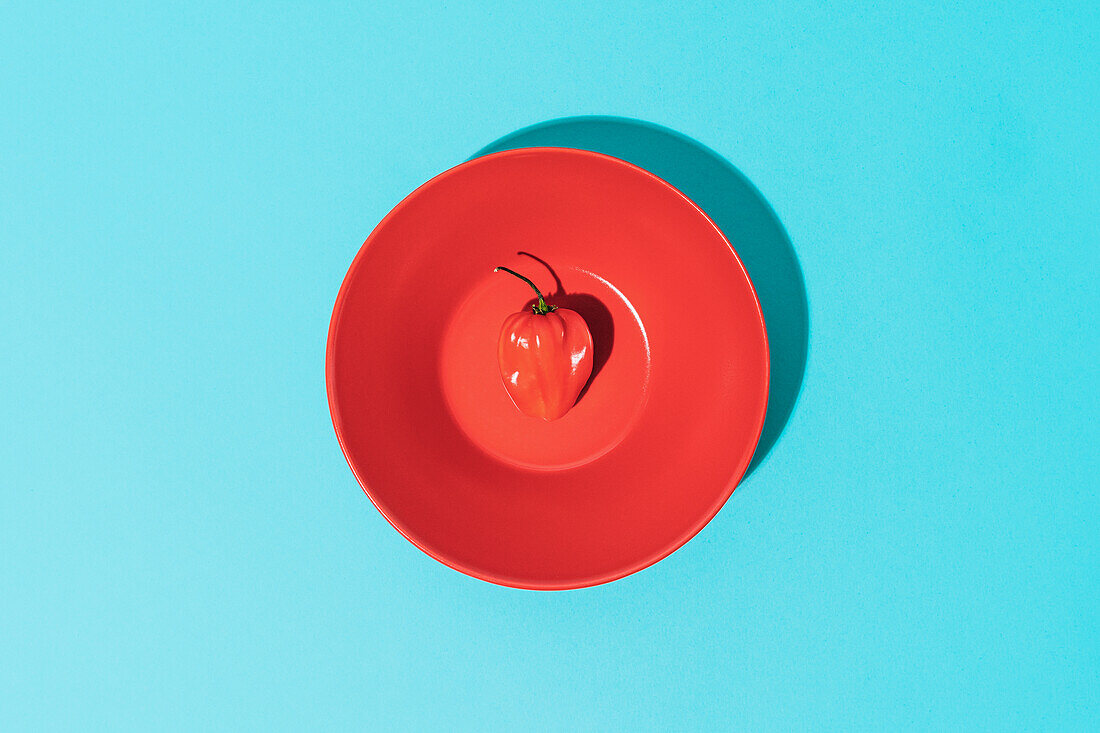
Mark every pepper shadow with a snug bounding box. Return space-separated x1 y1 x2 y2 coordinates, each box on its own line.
515 251 613 404
472 117 808 478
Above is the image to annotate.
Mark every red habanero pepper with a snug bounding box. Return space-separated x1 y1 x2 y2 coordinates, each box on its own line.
493 267 594 421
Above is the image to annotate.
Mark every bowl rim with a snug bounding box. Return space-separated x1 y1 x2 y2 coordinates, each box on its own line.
325 146 770 590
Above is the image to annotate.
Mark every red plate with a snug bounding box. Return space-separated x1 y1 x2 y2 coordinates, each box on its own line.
327 148 768 589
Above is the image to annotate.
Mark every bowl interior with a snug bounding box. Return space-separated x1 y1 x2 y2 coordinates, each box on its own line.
327 148 768 588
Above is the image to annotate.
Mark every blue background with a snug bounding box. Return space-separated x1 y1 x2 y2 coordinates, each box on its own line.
2 2 1097 729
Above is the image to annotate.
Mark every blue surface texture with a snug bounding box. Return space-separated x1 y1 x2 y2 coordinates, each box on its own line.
2 2 1097 730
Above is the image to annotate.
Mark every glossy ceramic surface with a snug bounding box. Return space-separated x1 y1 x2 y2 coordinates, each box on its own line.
326 148 769 589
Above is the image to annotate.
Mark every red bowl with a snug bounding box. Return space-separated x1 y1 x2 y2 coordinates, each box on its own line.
327 148 768 589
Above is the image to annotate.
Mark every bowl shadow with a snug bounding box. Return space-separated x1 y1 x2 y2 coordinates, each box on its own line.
472 117 808 479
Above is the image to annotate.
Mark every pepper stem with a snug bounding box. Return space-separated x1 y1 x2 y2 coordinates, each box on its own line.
494 266 556 314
